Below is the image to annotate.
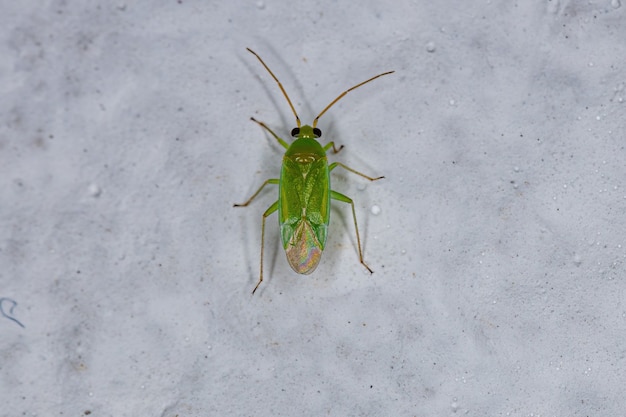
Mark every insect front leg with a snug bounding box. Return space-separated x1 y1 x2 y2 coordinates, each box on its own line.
253 200 279 295
250 117 289 149
233 178 279 207
330 190 373 274
323 141 344 154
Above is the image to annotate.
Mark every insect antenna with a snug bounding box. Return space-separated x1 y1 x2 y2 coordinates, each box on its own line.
247 48 301 128
312 70 395 128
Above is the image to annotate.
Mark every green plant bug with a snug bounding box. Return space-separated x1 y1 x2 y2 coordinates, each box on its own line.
235 48 393 294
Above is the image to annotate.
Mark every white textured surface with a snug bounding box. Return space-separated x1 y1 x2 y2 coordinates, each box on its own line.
1 1 625 415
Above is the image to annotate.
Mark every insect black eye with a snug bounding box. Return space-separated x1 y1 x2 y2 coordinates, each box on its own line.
313 128 322 138
291 128 300 137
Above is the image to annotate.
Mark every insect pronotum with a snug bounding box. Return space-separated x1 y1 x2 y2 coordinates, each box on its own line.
235 48 393 294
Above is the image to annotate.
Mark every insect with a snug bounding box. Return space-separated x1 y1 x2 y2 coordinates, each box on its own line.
235 48 393 294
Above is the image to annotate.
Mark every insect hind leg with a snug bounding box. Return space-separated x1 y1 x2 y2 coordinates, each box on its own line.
252 200 279 295
330 190 373 274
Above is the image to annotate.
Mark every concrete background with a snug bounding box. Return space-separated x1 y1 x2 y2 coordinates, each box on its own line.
1 1 625 415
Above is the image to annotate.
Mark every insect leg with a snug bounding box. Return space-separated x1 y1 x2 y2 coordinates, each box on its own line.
250 117 289 149
330 190 373 274
329 162 384 181
323 141 344 154
253 200 279 294
233 179 279 207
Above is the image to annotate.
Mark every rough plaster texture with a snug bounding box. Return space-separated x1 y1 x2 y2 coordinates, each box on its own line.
1 1 625 416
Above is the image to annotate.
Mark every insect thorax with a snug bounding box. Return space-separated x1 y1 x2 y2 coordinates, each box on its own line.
285 137 326 158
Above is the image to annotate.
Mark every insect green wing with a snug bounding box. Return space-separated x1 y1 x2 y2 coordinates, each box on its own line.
279 137 330 274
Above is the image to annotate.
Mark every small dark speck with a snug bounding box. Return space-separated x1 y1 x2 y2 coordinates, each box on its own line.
84 411 91 415
370 385 373 389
